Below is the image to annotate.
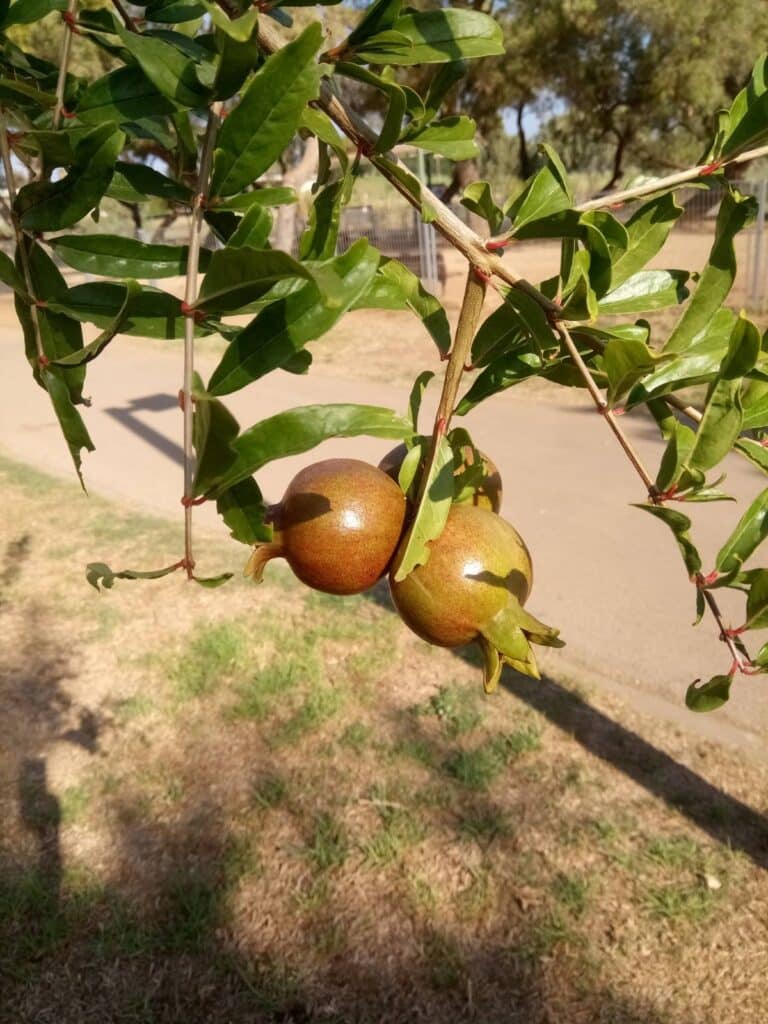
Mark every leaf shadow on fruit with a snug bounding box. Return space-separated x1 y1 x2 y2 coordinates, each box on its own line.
275 490 332 525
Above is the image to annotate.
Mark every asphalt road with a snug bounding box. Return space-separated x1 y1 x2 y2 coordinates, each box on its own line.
2 328 767 759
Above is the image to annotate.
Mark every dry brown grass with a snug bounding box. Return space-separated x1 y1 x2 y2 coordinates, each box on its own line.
2 452 768 1024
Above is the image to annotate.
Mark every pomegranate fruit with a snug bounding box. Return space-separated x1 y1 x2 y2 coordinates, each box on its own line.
244 458 407 595
378 442 503 512
389 504 562 690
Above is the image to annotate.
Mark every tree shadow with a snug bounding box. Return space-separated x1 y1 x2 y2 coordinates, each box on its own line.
366 579 768 871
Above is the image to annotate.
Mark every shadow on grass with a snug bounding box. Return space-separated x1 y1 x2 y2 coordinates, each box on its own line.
367 580 768 872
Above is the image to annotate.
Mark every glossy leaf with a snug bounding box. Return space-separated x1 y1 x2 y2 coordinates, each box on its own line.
3 0 65 27
228 205 273 249
405 116 478 161
506 146 572 236
407 370 434 432
192 384 240 497
457 351 555 414
210 9 260 100
0 76 55 108
0 250 27 296
77 66 180 125
211 187 296 212
344 0 401 51
208 403 414 496
664 190 757 353
355 9 503 65
16 124 124 232
735 438 768 476
207 241 379 395
713 55 768 160
716 488 768 573
598 269 689 315
299 176 349 261
49 235 209 279
50 281 139 366
353 257 451 356
461 180 504 234
336 63 405 155
196 248 313 313
471 302 527 367
603 337 671 407
684 379 743 476
635 504 701 576
745 569 768 630
392 434 454 581
609 193 683 290
216 478 272 545
108 162 193 205
86 560 183 591
116 24 211 108
685 675 732 712
210 23 323 198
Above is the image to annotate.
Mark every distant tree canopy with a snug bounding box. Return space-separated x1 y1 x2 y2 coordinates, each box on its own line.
385 0 768 190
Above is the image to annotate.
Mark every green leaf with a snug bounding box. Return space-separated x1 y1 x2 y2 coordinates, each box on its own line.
407 370 434 432
680 378 743 477
41 367 95 487
203 1 258 41
392 434 454 581
210 8 260 100
47 282 214 339
634 504 701 576
745 569 768 630
196 248 314 313
505 146 572 237
211 187 296 211
107 161 193 205
716 488 768 573
210 23 323 198
300 107 349 170
192 571 234 588
86 560 183 591
404 116 478 161
598 269 689 315
664 190 757 354
299 176 350 261
344 0 401 51
470 302 527 367
355 9 503 65
15 238 85 401
48 235 209 279
460 180 504 234
0 76 56 108
216 477 272 545
192 383 240 497
77 65 180 125
2 0 66 27
457 351 552 414
0 249 27 297
16 124 125 232
207 240 379 395
685 675 732 712
116 24 211 108
609 192 683 290
353 257 450 356
209 403 414 496
735 438 768 475
655 420 696 493
335 63 405 155
713 55 768 160
720 313 761 380
227 204 273 249
50 281 139 366
628 308 736 404
603 337 672 407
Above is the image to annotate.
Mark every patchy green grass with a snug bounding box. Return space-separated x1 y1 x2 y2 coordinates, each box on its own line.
59 784 92 824
644 882 716 922
552 872 591 918
417 683 484 738
443 726 540 790
250 773 289 810
303 813 349 873
172 622 246 701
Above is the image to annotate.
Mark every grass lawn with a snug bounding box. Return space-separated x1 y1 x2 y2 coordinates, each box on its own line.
1 452 768 1023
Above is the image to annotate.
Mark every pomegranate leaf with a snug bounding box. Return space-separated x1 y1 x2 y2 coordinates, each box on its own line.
86 561 183 591
392 435 454 581
716 487 768 573
685 675 732 712
41 368 95 488
49 235 210 280
216 479 272 545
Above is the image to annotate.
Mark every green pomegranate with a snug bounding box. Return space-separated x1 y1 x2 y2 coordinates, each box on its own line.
389 504 563 690
378 443 503 512
244 458 407 595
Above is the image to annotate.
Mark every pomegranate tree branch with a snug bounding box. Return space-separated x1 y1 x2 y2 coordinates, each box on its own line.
575 143 768 213
554 321 659 498
0 112 45 361
181 102 222 577
700 587 749 673
111 0 136 30
438 268 488 427
54 0 79 130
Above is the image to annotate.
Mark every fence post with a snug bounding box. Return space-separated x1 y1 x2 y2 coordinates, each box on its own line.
749 179 767 313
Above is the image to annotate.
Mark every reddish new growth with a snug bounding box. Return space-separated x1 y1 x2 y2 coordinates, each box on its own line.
485 239 507 254
179 301 206 323
472 266 491 284
61 10 81 32
181 495 207 508
700 160 724 176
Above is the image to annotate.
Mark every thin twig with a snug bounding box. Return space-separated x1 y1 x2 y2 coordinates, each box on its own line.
181 102 222 577
555 322 659 497
111 0 136 30
0 111 45 361
575 144 768 213
701 589 748 672
54 0 79 130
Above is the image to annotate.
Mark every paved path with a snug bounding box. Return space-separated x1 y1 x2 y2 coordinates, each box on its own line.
2 328 767 759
